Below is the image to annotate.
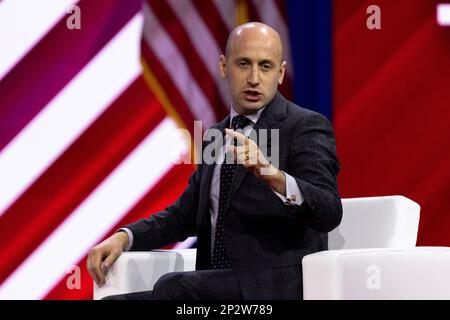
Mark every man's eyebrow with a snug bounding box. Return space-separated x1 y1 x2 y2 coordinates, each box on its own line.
234 57 276 65
259 59 275 65
234 57 251 63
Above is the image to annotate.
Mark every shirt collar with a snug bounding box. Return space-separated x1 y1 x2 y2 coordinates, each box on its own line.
229 104 266 127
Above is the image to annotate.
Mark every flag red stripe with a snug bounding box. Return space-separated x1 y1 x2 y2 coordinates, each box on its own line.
146 0 229 122
0 0 141 152
0 76 166 284
245 0 261 23
243 0 294 101
274 0 289 22
191 0 230 51
140 40 197 132
271 0 295 101
44 163 194 300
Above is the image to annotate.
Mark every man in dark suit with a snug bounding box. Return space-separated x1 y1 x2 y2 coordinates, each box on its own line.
87 22 342 300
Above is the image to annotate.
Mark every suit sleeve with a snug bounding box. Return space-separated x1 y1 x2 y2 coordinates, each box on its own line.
124 165 201 251
287 112 343 232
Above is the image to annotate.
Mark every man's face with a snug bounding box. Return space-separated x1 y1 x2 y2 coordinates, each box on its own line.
219 30 286 115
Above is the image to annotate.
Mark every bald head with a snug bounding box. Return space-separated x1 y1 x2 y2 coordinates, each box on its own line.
225 22 284 63
219 22 287 115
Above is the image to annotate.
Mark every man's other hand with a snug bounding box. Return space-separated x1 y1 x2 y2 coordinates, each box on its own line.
86 231 129 287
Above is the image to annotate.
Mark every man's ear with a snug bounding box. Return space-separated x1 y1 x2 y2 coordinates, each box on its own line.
278 60 287 85
219 54 227 79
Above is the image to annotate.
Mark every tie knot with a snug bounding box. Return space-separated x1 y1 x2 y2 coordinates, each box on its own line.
231 115 251 130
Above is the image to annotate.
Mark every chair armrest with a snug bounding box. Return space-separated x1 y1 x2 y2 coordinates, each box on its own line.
302 247 450 300
93 249 196 300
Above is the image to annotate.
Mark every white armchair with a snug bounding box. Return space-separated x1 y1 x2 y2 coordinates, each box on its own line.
327 195 420 250
302 247 450 300
93 249 196 300
301 195 440 300
94 195 423 300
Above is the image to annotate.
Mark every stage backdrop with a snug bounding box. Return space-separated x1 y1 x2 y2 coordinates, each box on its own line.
332 0 450 247
0 0 449 299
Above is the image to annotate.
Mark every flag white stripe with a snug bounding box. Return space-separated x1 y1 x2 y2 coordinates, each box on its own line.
251 0 294 76
437 4 450 26
0 13 143 217
0 0 78 81
142 2 216 127
212 0 235 30
167 0 230 109
0 118 186 299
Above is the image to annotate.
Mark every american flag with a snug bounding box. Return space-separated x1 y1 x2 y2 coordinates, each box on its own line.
0 0 292 300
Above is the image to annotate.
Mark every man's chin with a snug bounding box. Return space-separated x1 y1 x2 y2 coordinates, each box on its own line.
237 100 265 114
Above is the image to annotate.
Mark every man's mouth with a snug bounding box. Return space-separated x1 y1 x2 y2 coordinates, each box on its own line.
243 90 262 102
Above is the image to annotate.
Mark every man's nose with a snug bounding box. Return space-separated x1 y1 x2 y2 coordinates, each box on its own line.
247 67 260 86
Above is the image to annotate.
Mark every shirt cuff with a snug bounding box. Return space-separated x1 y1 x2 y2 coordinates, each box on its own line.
117 228 133 251
273 172 304 206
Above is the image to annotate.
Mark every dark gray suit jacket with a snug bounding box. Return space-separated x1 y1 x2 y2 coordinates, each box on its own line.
126 92 342 299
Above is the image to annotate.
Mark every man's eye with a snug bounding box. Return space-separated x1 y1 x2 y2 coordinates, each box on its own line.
261 64 271 70
238 61 248 67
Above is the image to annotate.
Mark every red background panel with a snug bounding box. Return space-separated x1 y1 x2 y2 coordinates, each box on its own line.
333 0 450 245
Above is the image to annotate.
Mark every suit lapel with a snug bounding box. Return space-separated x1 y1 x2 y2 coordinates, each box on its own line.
227 92 288 204
199 116 230 219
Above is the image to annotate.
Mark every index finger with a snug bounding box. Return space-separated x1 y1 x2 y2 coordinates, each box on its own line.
225 128 247 145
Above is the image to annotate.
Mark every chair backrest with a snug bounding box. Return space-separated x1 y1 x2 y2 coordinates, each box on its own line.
328 196 420 250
